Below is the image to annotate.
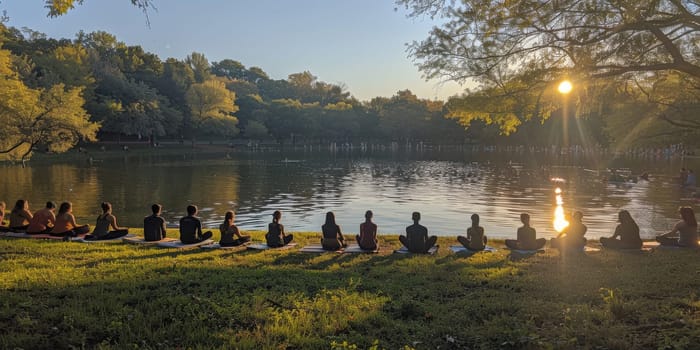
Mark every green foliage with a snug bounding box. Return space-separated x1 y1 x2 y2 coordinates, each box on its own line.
185 79 239 137
2 232 700 348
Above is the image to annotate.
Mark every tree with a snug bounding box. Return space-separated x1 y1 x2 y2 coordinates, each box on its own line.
186 52 210 83
397 0 700 83
45 0 154 22
185 79 239 137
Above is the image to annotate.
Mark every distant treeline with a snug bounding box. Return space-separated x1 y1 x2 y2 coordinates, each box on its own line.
0 25 615 160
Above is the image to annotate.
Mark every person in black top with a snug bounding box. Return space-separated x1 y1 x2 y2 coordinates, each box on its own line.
219 210 251 247
505 213 546 250
179 205 213 244
600 210 643 249
266 210 293 247
399 212 437 253
321 211 346 251
144 204 167 241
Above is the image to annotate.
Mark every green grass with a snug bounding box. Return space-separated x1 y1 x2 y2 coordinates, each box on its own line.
1 231 700 349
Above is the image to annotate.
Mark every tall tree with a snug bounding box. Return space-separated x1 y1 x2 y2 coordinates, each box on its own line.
185 79 239 137
186 52 210 83
397 0 700 83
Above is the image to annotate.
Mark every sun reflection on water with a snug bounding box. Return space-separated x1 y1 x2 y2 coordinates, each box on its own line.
553 187 570 233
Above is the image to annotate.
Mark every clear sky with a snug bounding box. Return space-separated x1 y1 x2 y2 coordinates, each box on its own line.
2 0 468 101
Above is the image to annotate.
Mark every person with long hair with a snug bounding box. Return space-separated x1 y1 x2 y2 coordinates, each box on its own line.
656 207 699 247
600 210 642 249
50 202 90 237
266 210 293 247
356 210 378 251
219 210 251 247
85 202 129 240
27 202 57 234
9 199 33 231
399 211 437 253
321 211 345 251
505 213 546 250
179 204 213 244
458 213 488 251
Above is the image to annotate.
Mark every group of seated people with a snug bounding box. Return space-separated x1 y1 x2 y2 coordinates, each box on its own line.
2 199 699 252
0 199 126 240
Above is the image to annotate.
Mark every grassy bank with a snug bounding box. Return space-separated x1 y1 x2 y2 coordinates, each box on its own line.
1 231 699 349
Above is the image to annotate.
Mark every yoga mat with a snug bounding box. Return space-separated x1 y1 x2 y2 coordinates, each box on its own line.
299 244 341 253
200 242 251 249
75 234 135 243
247 242 298 250
449 245 498 254
123 237 178 245
394 245 439 255
1 232 85 240
343 243 379 254
507 248 545 254
156 239 215 249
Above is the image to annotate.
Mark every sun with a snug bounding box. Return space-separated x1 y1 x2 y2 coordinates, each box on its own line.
558 80 573 94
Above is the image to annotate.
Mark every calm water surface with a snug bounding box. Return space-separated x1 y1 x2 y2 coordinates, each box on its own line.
1 150 698 239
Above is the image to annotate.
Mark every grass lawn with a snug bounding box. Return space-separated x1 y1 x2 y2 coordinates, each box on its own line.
1 231 699 349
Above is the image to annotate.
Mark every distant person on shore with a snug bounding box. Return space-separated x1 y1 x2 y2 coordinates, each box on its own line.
219 210 251 247
85 202 129 240
321 211 346 251
27 201 57 234
505 213 546 250
144 204 167 241
399 212 437 253
550 211 587 251
656 207 699 247
179 205 213 244
458 213 488 251
356 210 378 251
50 202 90 237
600 210 642 249
266 210 293 247
9 199 33 232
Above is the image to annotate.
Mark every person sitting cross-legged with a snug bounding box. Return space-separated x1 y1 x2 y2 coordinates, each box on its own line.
399 211 437 253
179 205 213 244
321 211 346 251
505 213 546 250
458 214 488 251
265 210 293 247
600 210 642 249
85 202 129 240
219 210 251 247
144 204 167 241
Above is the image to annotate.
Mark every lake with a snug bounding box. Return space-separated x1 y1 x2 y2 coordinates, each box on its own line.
1 148 697 239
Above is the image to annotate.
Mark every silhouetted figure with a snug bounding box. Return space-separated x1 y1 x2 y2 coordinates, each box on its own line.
505 213 546 250
266 210 293 247
27 201 57 234
219 211 251 247
179 205 213 244
356 210 378 250
321 211 346 251
50 202 90 237
686 170 697 187
399 212 437 253
600 210 642 249
656 207 699 247
458 213 488 251
9 199 32 231
550 211 587 252
85 202 129 240
144 204 167 241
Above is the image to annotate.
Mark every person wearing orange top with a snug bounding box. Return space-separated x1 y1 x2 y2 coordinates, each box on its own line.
50 202 90 237
9 199 33 231
27 202 57 234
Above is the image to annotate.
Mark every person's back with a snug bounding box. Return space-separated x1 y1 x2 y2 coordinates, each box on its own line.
321 215 345 251
506 213 546 250
677 221 699 247
144 204 166 241
467 226 486 250
266 221 283 245
53 213 75 233
92 213 112 237
322 224 341 240
400 212 436 253
517 226 536 246
359 221 377 249
27 204 56 234
179 215 201 243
